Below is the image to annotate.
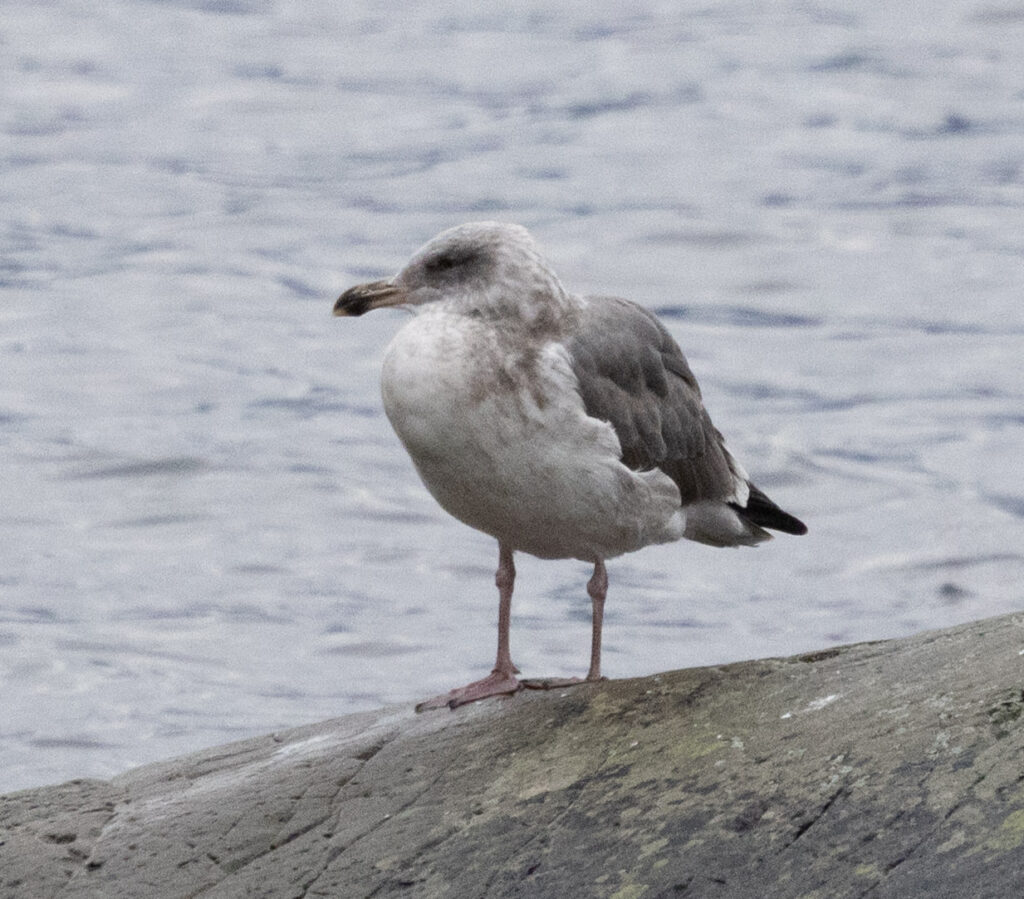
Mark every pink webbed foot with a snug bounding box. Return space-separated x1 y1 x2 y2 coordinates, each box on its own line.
415 670 521 712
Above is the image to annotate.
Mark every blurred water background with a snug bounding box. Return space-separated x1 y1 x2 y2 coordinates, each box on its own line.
2 0 1022 792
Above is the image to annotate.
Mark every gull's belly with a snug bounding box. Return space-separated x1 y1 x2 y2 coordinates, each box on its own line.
380 312 682 561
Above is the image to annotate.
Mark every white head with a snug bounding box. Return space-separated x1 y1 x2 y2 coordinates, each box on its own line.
334 222 573 329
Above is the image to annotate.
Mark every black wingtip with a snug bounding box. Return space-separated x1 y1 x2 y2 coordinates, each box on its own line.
731 483 808 536
774 513 809 536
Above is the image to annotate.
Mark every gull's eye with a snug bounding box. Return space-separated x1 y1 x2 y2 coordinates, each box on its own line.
422 245 487 280
424 252 460 273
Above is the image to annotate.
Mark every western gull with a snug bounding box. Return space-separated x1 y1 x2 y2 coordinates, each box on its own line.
333 222 807 711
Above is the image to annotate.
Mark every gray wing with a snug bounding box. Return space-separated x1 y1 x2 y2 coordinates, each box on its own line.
565 295 738 506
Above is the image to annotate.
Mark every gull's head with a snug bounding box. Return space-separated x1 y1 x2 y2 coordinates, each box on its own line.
333 222 568 323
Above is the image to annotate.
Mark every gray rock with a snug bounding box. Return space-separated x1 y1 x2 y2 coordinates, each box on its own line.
3 613 1024 898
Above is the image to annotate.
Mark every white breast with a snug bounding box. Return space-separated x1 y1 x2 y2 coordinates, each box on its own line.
380 308 685 562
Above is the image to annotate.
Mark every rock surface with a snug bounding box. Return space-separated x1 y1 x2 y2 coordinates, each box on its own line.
2 612 1024 898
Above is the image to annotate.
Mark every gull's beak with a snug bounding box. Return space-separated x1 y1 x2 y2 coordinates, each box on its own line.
333 279 407 317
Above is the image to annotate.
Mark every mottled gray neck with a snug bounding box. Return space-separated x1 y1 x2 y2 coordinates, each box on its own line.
460 260 581 337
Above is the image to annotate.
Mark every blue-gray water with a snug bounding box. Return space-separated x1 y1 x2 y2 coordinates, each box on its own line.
2 1 1022 793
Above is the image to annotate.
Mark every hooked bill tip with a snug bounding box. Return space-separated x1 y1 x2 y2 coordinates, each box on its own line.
332 280 401 317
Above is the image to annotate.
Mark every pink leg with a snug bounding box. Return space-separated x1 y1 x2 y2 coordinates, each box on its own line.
492 542 518 679
585 559 607 681
416 543 522 711
522 558 608 690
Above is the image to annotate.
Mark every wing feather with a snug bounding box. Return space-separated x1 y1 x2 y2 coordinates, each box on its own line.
565 295 737 506
565 295 808 537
